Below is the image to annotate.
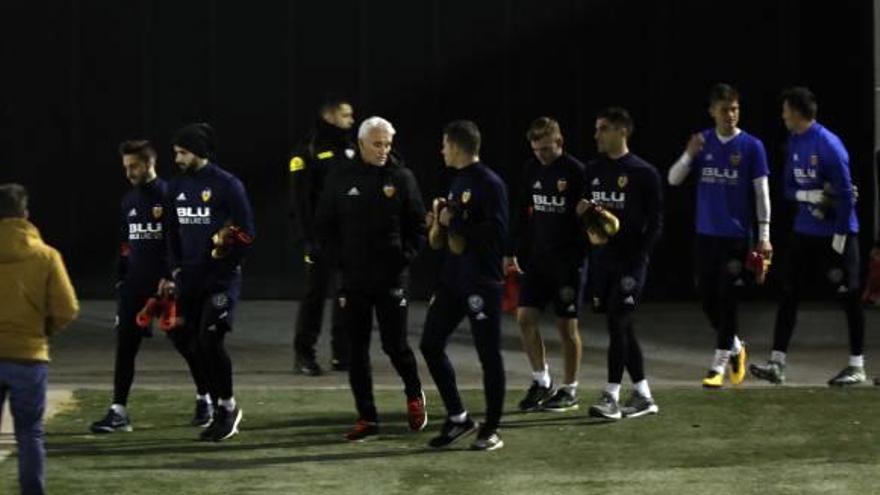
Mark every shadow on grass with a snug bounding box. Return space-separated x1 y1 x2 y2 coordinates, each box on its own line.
500 411 621 429
101 446 462 470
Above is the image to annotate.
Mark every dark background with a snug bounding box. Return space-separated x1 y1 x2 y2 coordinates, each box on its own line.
1 0 875 300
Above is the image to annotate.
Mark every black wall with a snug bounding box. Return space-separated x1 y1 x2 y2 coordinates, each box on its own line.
1 0 874 300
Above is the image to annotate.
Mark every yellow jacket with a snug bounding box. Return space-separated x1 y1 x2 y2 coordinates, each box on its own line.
0 218 79 362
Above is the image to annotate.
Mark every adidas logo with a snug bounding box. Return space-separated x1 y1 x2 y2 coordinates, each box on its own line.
837 285 848 294
475 312 488 321
345 148 356 159
567 304 576 312
128 208 137 217
399 298 407 307
176 192 187 201
347 187 360 196
623 295 635 305
533 181 542 189
591 178 600 186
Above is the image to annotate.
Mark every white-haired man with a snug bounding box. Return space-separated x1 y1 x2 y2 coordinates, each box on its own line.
315 116 428 441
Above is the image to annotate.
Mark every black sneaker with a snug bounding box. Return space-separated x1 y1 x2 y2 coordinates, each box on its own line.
620 392 659 418
208 406 242 442
428 417 479 448
470 427 504 451
588 392 621 420
749 360 785 385
542 388 579 412
330 358 349 372
191 399 214 427
90 408 132 433
517 381 554 412
827 366 866 387
875 376 879 386
294 356 324 376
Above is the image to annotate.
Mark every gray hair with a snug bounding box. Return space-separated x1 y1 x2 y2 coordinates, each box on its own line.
358 116 396 140
0 183 28 219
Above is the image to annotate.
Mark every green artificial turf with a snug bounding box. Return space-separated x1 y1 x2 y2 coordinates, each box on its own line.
1 387 877 494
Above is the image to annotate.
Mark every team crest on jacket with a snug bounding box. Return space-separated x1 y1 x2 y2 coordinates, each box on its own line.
557 179 568 192
152 205 163 219
810 154 819 166
461 189 472 204
730 152 742 166
201 188 212 202
383 184 396 198
617 175 628 189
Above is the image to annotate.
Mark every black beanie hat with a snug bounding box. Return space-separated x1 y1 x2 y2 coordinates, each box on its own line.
172 123 215 159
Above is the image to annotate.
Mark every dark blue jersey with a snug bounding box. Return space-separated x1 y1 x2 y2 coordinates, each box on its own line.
440 162 509 290
165 163 255 293
586 153 663 264
118 178 168 294
509 152 587 264
692 129 769 238
784 122 859 236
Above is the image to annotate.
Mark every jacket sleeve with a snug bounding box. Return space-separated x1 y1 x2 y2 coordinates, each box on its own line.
46 248 79 335
640 166 664 257
820 136 856 234
116 200 129 284
314 166 341 258
163 186 182 278
211 179 256 289
507 163 532 258
288 148 316 249
400 168 427 264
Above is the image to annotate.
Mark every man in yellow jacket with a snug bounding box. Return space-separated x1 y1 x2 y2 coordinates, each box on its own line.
0 183 79 495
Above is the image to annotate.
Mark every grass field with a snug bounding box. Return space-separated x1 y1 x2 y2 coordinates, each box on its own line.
1 387 878 494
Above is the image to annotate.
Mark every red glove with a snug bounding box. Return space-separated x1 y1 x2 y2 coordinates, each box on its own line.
745 250 771 285
136 295 181 332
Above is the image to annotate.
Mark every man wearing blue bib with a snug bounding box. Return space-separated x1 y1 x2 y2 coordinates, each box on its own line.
668 84 771 388
750 87 865 386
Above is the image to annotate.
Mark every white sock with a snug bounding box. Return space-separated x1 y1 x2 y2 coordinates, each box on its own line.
605 383 621 402
771 350 787 365
731 335 743 354
450 411 468 424
196 393 211 403
110 403 126 415
711 349 732 374
562 382 578 396
218 397 236 412
532 365 551 388
633 380 652 399
849 355 864 368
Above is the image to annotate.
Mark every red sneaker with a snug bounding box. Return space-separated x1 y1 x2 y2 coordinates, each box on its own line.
407 391 428 432
345 419 378 442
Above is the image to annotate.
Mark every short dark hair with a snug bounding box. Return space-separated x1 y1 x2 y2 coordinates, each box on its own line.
597 107 634 135
443 120 481 156
118 139 157 163
709 83 739 105
781 86 818 120
526 117 562 142
0 183 28 218
319 94 352 115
